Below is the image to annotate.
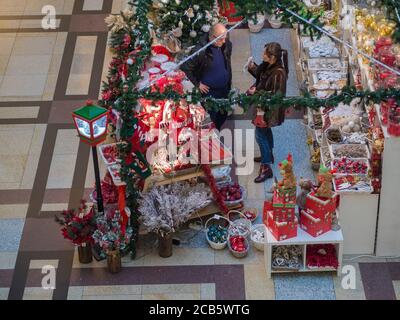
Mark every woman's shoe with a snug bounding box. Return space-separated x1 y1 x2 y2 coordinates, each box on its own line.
254 156 262 162
254 164 273 183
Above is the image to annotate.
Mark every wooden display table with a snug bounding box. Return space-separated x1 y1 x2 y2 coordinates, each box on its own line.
265 227 344 278
142 165 242 220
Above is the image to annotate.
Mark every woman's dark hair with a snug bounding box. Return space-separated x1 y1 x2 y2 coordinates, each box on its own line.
264 42 289 75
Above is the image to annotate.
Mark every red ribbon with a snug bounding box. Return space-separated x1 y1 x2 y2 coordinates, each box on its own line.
118 185 128 235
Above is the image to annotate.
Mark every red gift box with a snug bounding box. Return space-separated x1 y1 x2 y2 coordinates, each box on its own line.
305 191 338 218
266 210 298 241
300 209 332 238
274 188 296 204
263 201 273 222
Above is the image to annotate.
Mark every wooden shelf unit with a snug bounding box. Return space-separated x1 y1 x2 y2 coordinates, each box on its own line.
265 227 344 278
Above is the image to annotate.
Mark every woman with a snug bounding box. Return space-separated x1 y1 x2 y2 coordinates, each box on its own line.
247 42 289 183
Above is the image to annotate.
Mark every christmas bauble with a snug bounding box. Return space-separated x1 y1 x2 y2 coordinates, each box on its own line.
201 24 211 33
186 8 194 18
193 5 199 11
190 30 197 38
160 0 169 4
127 58 134 65
172 27 183 38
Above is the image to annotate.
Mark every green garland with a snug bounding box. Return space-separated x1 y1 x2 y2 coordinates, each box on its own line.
138 85 400 115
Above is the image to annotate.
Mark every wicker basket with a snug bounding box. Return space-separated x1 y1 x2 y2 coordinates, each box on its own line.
251 224 266 251
227 210 252 239
240 207 259 223
228 235 249 258
205 215 230 250
248 14 265 33
217 182 246 206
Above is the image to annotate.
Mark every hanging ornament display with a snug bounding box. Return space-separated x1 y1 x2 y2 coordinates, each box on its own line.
190 30 197 38
172 27 183 38
201 24 211 32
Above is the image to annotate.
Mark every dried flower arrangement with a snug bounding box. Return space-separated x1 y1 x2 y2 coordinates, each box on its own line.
138 182 212 236
56 200 97 246
92 209 133 253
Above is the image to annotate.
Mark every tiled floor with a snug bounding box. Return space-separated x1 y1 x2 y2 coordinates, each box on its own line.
0 0 399 300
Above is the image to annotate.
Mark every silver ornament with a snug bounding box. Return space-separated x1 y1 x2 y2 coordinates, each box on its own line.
201 24 211 32
190 30 197 38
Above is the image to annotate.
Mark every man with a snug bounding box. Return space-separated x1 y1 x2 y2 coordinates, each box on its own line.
181 23 232 131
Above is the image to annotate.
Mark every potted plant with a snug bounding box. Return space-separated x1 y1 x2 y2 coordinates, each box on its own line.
92 209 133 273
57 200 97 264
138 182 212 257
267 9 284 29
248 12 266 33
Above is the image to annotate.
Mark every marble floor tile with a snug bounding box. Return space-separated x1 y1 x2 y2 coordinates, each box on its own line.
143 247 215 266
0 288 10 300
0 75 48 97
142 284 200 295
23 287 54 300
53 129 80 155
83 294 142 300
0 128 34 155
0 204 28 219
0 155 28 184
142 293 200 300
70 54 95 75
333 262 366 300
23 0 65 15
245 264 275 300
274 273 335 300
83 285 142 296
0 219 25 251
200 283 216 300
67 286 84 300
0 56 10 76
66 74 91 95
0 106 39 119
0 0 26 15
6 55 52 75
46 154 78 189
393 281 400 300
29 259 59 269
12 35 57 55
0 251 17 269
83 0 104 11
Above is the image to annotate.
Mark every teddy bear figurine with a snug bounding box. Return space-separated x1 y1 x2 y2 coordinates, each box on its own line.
296 178 313 217
278 153 296 190
316 165 334 198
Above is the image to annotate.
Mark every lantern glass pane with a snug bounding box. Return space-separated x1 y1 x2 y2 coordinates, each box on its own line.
75 117 91 138
92 115 107 138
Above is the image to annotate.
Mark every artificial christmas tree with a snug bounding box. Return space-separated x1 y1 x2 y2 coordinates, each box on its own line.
151 0 223 48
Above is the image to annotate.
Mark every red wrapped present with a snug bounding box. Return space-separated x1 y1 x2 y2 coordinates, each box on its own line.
266 210 298 241
274 187 297 203
219 0 243 23
300 209 332 238
272 191 296 217
263 201 273 223
305 191 338 218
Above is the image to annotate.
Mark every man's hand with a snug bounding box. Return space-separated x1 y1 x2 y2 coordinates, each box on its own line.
247 86 256 95
199 82 210 94
249 61 256 69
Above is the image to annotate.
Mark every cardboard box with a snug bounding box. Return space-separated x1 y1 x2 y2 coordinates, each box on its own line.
305 191 338 218
266 210 298 241
300 209 332 238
